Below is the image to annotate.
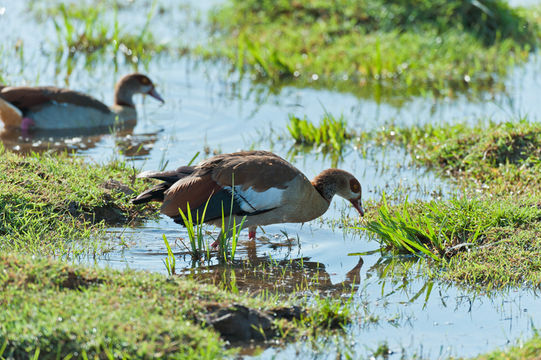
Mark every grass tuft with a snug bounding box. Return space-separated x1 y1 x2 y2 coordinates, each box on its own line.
287 113 353 153
359 193 445 261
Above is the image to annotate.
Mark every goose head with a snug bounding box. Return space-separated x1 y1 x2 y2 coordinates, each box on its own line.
114 73 164 107
312 168 364 217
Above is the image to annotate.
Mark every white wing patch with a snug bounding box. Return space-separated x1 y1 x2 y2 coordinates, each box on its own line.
30 104 115 129
226 185 285 213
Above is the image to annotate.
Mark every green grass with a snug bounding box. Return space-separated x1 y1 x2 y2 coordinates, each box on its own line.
215 203 246 261
360 192 541 287
203 0 540 100
176 193 246 262
163 234 177 275
40 1 167 67
178 202 210 260
358 119 541 288
371 118 541 194
0 253 227 359
0 253 357 359
287 113 353 153
0 145 158 257
358 194 446 262
472 332 541 359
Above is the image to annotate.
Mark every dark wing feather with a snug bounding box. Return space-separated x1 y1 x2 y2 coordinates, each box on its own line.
137 166 194 183
0 86 111 114
131 166 195 205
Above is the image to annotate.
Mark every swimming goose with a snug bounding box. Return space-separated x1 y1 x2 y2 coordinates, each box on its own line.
0 73 164 130
132 151 365 243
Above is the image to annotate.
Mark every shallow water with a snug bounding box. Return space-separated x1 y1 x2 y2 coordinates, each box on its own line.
3 0 541 358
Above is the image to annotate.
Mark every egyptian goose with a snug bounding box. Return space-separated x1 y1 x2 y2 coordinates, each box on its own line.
132 151 365 244
0 73 163 131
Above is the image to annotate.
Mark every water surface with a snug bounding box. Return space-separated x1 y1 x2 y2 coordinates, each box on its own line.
2 0 541 358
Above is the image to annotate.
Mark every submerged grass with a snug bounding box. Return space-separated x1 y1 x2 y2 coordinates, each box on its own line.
0 145 158 257
205 0 540 99
359 119 541 288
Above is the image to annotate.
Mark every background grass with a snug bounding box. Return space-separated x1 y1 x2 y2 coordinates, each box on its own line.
204 0 540 98
29 0 169 69
287 113 353 153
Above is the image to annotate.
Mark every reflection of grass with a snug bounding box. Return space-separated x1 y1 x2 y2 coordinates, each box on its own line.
206 0 539 98
358 118 541 288
287 113 353 153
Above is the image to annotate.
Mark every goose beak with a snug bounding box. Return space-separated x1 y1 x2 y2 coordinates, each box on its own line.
148 87 165 103
350 199 365 217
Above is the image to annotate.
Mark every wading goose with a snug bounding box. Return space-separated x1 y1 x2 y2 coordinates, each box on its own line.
132 151 365 245
0 73 164 130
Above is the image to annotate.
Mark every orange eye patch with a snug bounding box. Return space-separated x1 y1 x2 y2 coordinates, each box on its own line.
349 178 360 193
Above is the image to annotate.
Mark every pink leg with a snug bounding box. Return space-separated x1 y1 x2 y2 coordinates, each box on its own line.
248 226 257 240
21 117 35 131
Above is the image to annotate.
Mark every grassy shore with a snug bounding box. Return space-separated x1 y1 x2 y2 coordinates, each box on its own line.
0 253 356 359
355 119 541 288
0 145 161 257
204 0 540 99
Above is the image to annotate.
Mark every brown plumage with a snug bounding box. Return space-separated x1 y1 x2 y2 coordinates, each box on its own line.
132 151 365 241
0 73 164 130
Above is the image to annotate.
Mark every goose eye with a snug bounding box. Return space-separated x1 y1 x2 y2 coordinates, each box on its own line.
141 77 150 85
349 178 360 193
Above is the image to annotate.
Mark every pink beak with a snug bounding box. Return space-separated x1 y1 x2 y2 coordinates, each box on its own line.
147 87 164 103
350 199 365 217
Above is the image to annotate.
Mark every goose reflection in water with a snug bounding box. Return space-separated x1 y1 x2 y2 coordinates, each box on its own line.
0 125 162 158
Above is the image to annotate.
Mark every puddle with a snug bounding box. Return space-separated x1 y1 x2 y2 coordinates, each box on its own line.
3 0 541 358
